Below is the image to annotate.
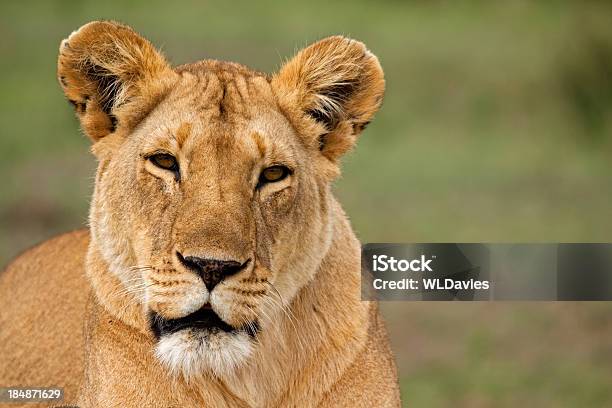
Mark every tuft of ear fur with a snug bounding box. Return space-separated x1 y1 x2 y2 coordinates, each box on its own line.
58 21 176 141
272 36 385 161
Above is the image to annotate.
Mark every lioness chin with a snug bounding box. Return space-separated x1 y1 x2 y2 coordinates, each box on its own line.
0 21 400 407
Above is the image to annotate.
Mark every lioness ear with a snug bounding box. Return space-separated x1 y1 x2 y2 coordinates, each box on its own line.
272 36 385 161
58 21 175 141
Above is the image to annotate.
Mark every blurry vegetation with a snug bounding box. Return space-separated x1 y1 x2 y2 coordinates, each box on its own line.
1 1 612 406
561 32 612 140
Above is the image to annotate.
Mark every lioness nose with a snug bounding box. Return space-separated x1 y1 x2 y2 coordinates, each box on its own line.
177 252 246 291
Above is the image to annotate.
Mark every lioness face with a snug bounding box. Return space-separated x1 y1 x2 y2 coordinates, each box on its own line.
100 68 332 377
58 22 384 378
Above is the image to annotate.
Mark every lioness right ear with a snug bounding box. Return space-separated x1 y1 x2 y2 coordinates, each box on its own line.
58 21 176 141
272 36 385 162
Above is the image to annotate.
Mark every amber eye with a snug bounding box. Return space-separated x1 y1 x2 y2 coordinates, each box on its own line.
259 166 290 184
148 153 179 176
147 153 181 181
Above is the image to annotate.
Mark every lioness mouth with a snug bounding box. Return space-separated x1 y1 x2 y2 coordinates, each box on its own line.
150 307 259 338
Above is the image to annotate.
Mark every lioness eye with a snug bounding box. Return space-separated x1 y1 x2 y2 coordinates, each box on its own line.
260 166 290 184
149 153 178 171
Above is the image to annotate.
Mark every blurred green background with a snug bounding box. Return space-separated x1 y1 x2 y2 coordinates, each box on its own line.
2 1 612 406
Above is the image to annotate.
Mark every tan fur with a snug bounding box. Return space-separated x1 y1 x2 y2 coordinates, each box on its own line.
0 21 400 407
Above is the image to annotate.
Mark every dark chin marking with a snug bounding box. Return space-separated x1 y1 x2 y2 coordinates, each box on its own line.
149 308 259 339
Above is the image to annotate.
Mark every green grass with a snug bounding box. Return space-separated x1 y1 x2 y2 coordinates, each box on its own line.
384 302 612 407
1 1 612 406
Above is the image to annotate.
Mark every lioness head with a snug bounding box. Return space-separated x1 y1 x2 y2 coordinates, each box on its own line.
58 21 384 379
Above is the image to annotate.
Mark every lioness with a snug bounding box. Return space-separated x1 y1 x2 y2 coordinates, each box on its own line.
0 21 400 407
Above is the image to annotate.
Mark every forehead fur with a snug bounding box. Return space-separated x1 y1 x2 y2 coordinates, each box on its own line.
172 60 274 117
138 61 300 160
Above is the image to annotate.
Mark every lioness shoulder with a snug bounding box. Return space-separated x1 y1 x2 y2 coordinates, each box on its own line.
0 230 90 403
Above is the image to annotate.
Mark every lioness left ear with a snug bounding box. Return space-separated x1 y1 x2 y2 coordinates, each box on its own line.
58 21 176 142
272 36 385 161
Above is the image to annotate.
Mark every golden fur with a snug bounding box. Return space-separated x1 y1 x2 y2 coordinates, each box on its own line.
0 21 400 407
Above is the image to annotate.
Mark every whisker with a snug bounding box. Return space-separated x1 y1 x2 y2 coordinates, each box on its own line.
262 283 306 352
129 265 154 271
239 304 262 345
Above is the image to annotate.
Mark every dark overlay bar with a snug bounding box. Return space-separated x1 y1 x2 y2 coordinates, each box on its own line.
361 244 612 301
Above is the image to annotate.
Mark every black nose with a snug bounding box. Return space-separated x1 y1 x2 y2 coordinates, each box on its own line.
177 253 247 291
